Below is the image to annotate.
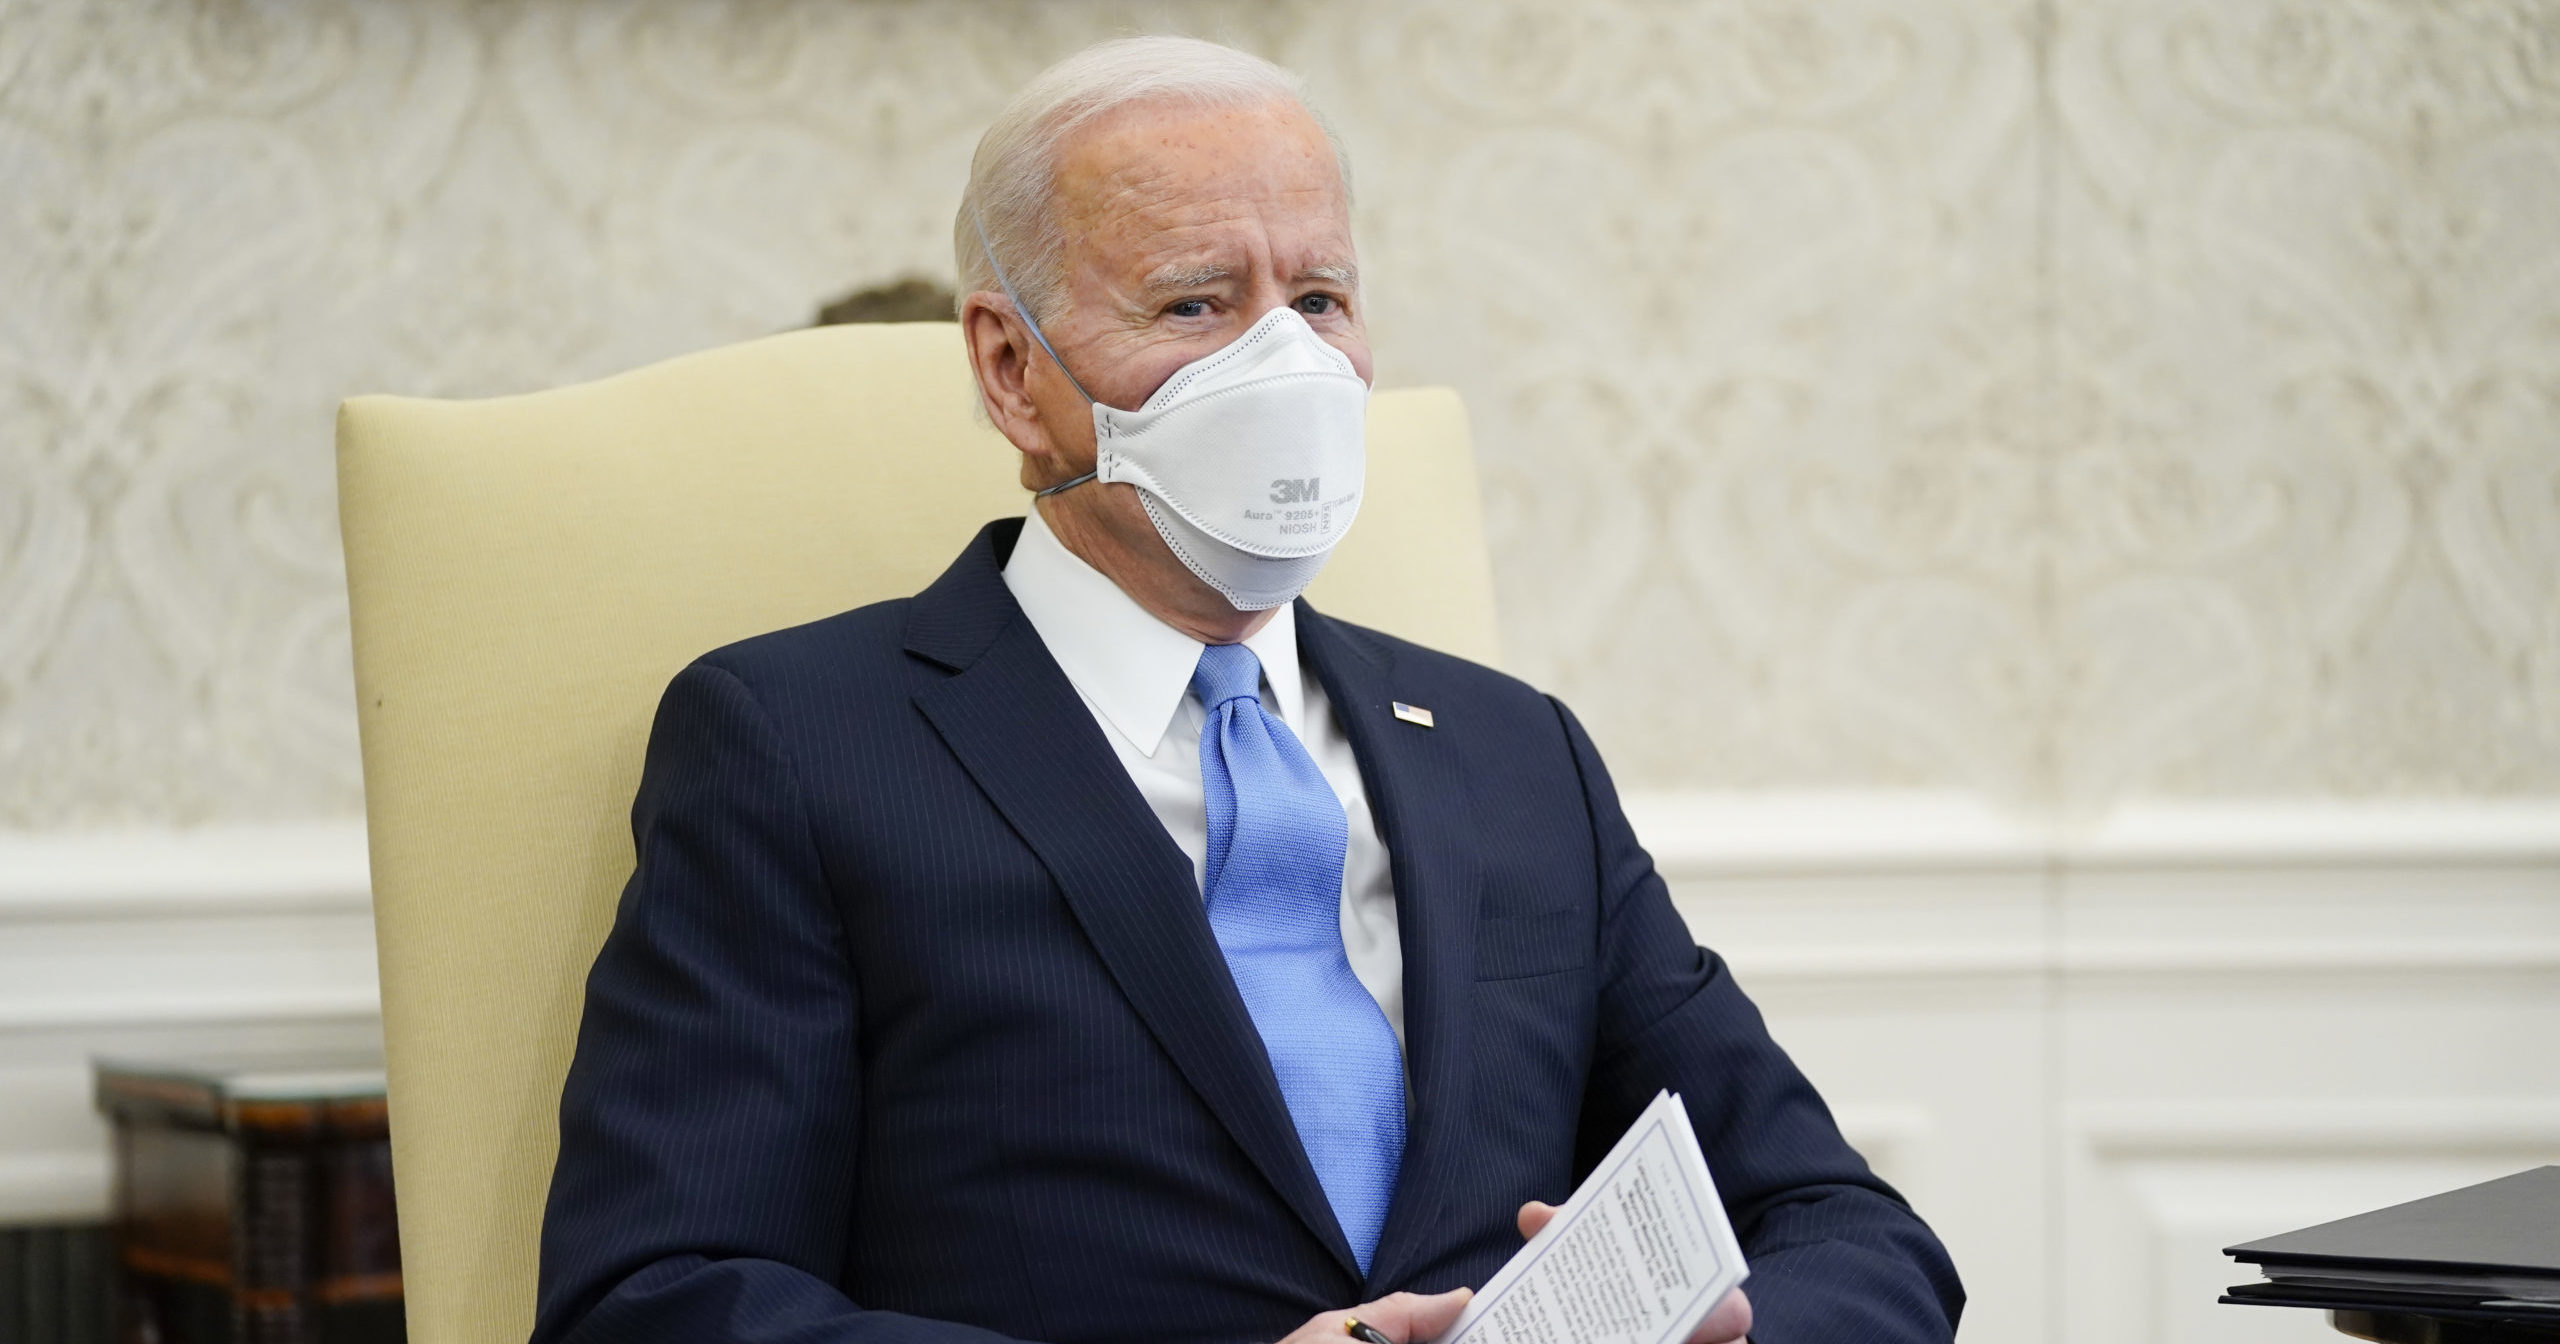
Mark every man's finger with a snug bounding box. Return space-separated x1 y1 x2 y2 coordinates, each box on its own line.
1683 1287 1752 1344
1359 1287 1473 1342
1514 1200 1557 1240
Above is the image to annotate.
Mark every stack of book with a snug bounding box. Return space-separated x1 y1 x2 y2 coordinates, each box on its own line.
2224 1165 2560 1337
95 1052 402 1344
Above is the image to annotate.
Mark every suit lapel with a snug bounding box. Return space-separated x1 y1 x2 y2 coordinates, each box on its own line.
906 523 1362 1282
1297 604 1482 1290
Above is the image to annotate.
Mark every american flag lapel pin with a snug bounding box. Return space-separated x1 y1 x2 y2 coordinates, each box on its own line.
1391 701 1435 728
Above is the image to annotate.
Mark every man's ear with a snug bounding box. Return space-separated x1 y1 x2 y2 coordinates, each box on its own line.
959 292 1056 470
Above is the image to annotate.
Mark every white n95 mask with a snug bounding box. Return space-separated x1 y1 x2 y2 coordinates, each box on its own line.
973 213 1370 611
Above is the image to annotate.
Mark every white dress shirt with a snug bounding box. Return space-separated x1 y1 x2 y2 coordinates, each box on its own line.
1002 507 1405 1046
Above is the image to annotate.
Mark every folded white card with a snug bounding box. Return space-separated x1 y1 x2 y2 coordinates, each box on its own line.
1434 1091 1748 1344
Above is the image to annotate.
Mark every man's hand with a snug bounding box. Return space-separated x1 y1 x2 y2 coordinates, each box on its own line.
1278 1288 1472 1344
1517 1202 1752 1344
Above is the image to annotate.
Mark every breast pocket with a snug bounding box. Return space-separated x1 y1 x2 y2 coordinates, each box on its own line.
1474 904 1593 981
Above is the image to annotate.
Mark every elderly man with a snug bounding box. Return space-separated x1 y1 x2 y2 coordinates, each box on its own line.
533 36 1962 1344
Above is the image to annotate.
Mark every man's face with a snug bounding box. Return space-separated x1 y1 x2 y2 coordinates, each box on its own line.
1031 96 1370 433
957 92 1367 634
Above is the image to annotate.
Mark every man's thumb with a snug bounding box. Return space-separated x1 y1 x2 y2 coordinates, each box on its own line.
1396 1287 1473 1341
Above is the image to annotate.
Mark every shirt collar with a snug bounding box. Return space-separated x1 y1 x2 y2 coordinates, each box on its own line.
1002 507 1303 756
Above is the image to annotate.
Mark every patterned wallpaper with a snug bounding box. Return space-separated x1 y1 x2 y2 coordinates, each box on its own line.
3 0 2556 826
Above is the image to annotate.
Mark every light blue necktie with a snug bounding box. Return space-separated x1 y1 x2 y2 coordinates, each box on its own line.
1192 642 1406 1274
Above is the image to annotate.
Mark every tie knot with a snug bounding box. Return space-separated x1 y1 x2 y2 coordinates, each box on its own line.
1191 642 1265 711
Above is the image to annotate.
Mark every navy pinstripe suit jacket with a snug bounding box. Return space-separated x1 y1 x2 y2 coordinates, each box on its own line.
533 519 1963 1344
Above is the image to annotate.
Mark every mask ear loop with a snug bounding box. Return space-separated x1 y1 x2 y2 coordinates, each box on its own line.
969 207 1102 498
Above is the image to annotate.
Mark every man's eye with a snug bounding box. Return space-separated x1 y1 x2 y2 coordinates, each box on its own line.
1296 294 1337 316
1168 299 1210 318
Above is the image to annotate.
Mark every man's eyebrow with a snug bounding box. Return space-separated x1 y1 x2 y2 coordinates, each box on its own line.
1141 261 1233 293
1136 261 1361 293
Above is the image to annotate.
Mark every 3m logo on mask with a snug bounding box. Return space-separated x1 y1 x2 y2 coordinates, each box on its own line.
1269 478 1321 505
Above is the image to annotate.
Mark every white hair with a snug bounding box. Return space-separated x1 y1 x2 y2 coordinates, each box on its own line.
953 36 1353 323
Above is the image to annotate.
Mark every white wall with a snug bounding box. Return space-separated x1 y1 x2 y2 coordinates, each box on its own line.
1640 794 2560 1344
0 824 381 1216
6 800 2556 1344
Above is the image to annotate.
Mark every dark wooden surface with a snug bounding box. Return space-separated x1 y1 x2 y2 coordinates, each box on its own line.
2335 1309 2560 1343
0 1223 112 1344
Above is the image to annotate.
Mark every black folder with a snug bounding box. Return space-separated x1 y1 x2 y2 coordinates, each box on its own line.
2221 1166 2560 1328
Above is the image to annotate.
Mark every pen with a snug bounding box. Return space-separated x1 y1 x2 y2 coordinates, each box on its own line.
1342 1320 1395 1344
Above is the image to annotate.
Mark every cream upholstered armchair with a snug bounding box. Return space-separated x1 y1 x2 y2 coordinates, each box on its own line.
334 322 1499 1344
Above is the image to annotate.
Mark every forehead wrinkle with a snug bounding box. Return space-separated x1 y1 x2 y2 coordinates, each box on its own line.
1059 119 1342 235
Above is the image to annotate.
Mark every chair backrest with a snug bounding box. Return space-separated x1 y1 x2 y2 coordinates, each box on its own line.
335 322 1497 1344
